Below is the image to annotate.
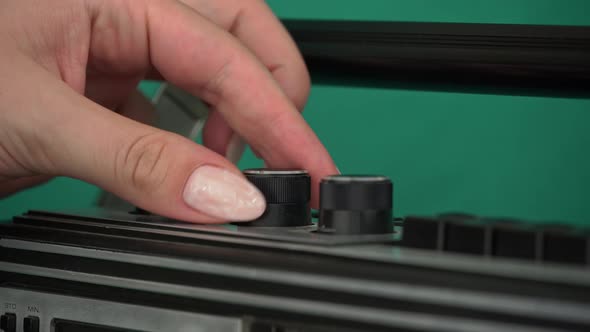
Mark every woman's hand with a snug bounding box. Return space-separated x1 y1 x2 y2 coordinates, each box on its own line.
0 0 338 223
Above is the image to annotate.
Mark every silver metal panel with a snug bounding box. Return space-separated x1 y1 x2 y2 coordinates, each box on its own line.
3 239 590 326
0 287 241 332
0 262 567 332
20 209 398 245
16 210 590 287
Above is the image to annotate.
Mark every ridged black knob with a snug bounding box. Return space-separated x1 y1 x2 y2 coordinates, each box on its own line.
319 175 393 234
241 168 311 227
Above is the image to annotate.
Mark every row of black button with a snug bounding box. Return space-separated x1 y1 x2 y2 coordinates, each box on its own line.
0 313 39 332
401 214 590 265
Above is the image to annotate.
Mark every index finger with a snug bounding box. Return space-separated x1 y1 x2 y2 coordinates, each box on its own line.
181 0 311 162
146 1 337 207
181 0 310 109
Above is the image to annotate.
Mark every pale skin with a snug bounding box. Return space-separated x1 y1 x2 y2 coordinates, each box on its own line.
0 0 338 223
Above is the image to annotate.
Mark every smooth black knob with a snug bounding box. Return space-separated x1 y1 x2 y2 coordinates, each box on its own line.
319 175 393 234
240 168 311 227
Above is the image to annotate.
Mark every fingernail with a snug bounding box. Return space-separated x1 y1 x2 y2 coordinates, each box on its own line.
336 167 341 174
226 134 246 164
182 165 266 221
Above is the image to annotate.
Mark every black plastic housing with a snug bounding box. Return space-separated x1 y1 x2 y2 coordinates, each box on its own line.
283 20 590 98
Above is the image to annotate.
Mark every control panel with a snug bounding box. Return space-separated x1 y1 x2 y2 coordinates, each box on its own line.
0 288 240 332
1 169 589 331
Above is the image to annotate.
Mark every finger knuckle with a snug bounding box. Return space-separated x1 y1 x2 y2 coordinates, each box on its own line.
0 129 55 177
269 63 310 111
117 132 172 193
291 75 311 111
265 109 292 140
199 54 237 104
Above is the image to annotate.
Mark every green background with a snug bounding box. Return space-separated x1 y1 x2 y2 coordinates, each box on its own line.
2 0 590 225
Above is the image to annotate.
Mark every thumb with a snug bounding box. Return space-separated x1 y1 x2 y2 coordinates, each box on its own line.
89 115 266 223
15 72 265 223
